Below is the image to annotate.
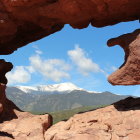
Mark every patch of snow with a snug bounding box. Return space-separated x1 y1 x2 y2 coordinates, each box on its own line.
87 90 102 94
16 86 38 93
16 82 83 93
36 82 83 92
16 82 100 94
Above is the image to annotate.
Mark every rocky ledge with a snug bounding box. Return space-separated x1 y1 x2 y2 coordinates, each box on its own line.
0 0 139 55
45 97 140 140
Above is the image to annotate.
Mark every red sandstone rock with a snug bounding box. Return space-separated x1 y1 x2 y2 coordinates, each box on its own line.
0 0 139 54
0 2 140 138
0 111 52 140
0 84 52 140
107 29 140 85
0 60 13 116
0 60 13 84
45 97 140 140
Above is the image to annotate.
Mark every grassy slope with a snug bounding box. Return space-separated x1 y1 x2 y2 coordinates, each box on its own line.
31 105 107 124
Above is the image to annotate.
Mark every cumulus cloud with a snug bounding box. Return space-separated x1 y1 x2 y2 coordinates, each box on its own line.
68 45 104 76
29 54 70 82
6 66 31 85
6 45 108 85
6 48 71 85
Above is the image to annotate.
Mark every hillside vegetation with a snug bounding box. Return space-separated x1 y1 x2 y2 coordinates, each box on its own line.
6 87 128 113
32 105 107 124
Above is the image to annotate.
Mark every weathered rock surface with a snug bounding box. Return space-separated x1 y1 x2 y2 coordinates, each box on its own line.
0 84 52 140
0 0 139 55
107 29 140 85
45 97 140 140
0 1 140 139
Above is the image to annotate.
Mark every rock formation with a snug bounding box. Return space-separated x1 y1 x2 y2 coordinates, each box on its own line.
0 83 52 140
0 0 140 140
0 60 13 118
0 60 13 85
45 97 140 140
108 29 140 85
0 0 139 55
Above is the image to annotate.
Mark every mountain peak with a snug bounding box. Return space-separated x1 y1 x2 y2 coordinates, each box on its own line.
16 82 83 93
37 82 83 92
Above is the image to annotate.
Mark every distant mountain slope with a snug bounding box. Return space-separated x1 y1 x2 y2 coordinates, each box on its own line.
6 83 129 113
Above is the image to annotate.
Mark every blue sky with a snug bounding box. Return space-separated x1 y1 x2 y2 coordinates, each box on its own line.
1 20 140 96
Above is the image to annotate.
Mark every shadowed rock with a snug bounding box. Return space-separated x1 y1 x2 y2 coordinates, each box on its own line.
107 29 140 85
0 60 13 84
0 0 139 54
0 60 13 116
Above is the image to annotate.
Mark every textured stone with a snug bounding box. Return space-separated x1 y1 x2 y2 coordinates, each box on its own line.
45 97 140 140
107 29 140 85
0 60 13 115
0 0 139 54
0 111 52 140
0 1 140 138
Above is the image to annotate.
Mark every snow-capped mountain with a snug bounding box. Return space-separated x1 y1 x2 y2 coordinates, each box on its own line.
6 84 129 112
15 82 84 94
6 82 130 112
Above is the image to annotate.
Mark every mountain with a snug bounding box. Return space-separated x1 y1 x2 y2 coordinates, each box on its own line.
15 82 84 94
6 83 129 113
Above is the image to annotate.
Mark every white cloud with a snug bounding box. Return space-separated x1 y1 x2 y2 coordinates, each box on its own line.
29 54 70 82
6 66 31 85
111 66 118 71
6 45 109 85
6 47 71 85
32 45 39 49
26 66 35 73
68 45 104 76
35 50 43 55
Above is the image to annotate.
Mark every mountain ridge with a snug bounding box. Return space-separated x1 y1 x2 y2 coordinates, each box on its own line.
11 82 101 94
6 83 130 113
